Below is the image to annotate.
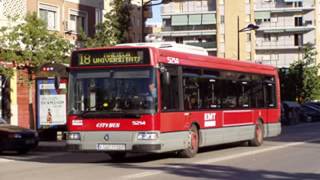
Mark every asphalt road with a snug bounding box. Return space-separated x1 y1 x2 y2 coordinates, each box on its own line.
1 122 320 180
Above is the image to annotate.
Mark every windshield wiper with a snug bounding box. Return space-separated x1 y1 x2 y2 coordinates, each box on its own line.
80 110 95 118
79 111 141 118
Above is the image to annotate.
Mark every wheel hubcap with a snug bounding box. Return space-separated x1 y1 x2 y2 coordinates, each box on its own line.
256 125 262 143
190 132 198 151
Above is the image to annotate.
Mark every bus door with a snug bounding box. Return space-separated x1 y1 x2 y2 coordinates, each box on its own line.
264 79 277 123
160 65 185 131
251 76 267 124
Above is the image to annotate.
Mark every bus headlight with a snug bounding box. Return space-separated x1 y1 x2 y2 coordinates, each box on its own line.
67 132 81 140
137 132 159 140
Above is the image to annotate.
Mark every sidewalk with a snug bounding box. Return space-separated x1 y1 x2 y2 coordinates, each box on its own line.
35 141 67 152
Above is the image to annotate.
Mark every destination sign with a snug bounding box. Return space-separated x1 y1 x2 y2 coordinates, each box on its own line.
71 48 150 67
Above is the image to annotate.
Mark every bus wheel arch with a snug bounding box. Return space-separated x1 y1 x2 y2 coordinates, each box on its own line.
179 123 199 158
249 119 264 147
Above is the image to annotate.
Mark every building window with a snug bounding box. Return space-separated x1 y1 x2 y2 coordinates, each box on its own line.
221 15 225 24
295 17 303 26
294 34 303 46
294 2 302 7
246 33 251 42
175 37 183 43
263 18 270 22
69 10 88 34
39 4 59 30
264 34 271 41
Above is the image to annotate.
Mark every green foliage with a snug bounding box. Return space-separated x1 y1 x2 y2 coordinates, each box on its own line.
0 13 74 78
80 0 132 48
279 43 320 103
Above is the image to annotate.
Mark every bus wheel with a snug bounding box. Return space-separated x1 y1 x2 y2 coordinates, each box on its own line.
179 125 199 158
249 121 264 146
108 152 126 160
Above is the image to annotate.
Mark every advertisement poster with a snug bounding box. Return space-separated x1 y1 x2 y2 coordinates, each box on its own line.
36 79 67 128
39 95 66 126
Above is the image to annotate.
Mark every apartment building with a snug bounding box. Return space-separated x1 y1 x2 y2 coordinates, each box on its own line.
27 0 103 45
255 0 318 67
217 0 256 60
160 0 217 55
0 0 103 127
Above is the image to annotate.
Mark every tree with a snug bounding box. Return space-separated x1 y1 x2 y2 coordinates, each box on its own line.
279 43 320 103
0 13 74 128
80 0 132 47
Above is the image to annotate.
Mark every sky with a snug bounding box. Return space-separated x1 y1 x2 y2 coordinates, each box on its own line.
146 4 162 25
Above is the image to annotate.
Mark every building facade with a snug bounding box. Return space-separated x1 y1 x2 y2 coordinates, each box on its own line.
160 0 320 67
0 0 103 127
254 0 318 67
28 0 103 46
217 0 256 60
160 0 217 55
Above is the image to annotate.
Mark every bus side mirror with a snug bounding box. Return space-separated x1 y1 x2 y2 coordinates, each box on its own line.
163 71 170 85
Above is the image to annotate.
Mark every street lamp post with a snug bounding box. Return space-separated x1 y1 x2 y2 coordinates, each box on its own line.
141 0 168 42
237 16 259 60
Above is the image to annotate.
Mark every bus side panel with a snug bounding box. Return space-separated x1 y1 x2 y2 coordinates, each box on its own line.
159 112 188 132
222 110 254 127
253 109 268 123
266 108 281 123
186 111 223 129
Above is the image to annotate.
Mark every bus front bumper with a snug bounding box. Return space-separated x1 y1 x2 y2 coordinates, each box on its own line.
66 131 163 153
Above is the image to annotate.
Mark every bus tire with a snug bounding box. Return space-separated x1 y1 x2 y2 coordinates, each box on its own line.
179 125 199 158
249 120 264 147
108 152 126 160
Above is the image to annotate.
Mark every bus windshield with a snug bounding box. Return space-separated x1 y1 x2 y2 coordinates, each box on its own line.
68 68 157 116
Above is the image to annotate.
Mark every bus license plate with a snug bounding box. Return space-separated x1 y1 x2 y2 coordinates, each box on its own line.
96 144 126 151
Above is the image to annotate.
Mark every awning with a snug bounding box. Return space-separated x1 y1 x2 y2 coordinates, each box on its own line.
162 15 170 19
189 14 202 25
284 0 302 2
202 14 216 24
255 11 271 20
172 15 188 26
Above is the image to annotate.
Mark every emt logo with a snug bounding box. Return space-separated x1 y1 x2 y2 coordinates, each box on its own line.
204 113 216 127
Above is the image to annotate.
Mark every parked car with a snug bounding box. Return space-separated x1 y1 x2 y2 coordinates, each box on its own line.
0 118 39 154
301 102 320 122
281 101 301 125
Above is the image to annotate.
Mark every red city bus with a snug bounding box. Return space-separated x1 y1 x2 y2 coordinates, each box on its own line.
66 43 281 159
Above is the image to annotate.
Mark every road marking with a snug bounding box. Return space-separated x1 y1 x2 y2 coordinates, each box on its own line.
121 138 320 179
0 158 14 163
0 152 67 163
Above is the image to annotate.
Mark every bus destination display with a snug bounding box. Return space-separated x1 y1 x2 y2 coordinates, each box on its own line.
72 49 150 67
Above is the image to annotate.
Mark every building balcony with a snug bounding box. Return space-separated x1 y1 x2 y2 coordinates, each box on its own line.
255 6 314 13
255 45 303 50
161 10 216 16
186 42 217 49
256 25 315 33
160 29 216 37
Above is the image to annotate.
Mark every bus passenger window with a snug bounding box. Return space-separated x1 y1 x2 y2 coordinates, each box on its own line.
184 77 200 110
251 80 264 108
161 68 179 111
221 80 238 108
239 81 250 108
265 83 276 107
